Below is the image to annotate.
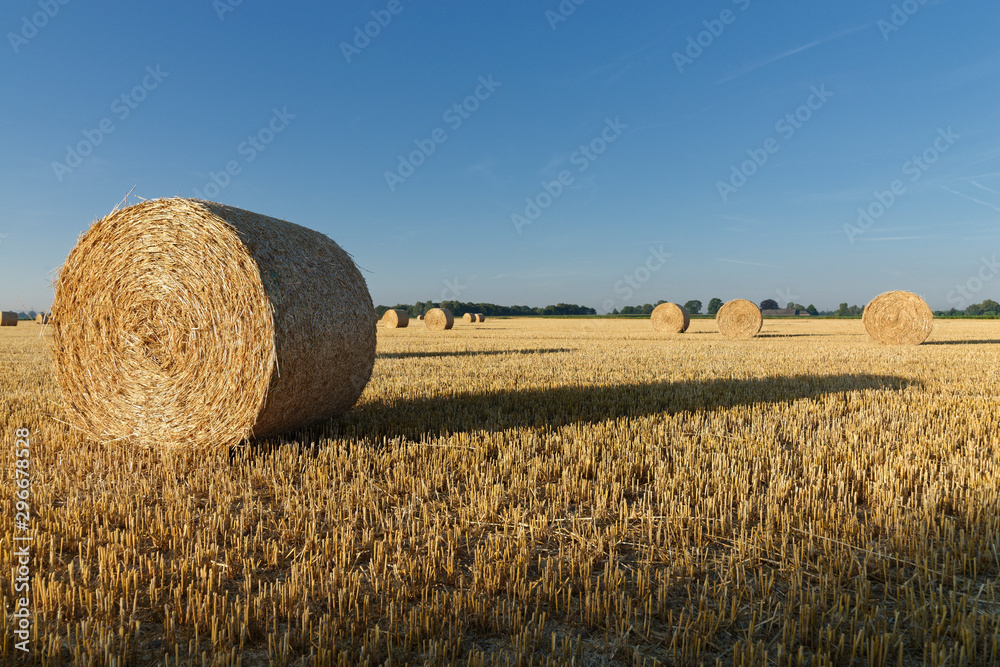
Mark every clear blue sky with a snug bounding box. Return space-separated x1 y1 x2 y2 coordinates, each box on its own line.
2 0 998 313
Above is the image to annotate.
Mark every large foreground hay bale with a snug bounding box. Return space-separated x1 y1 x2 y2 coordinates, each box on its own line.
475 313 486 322
863 290 933 345
1 312 17 326
425 308 454 330
50 197 376 451
650 303 689 333
462 312 474 323
716 299 762 339
381 309 409 328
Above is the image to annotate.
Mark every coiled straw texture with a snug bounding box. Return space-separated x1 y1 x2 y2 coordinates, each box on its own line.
50 197 375 451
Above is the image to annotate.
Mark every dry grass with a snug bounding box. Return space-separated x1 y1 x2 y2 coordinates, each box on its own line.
2 317 1000 665
48 198 375 452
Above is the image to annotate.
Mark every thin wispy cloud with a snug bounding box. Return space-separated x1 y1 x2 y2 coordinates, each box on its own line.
971 180 1000 196
714 257 781 269
716 23 870 84
575 35 668 83
860 235 946 242
941 186 1000 213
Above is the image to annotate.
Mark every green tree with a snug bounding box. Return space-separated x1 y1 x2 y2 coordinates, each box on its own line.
707 297 723 315
760 299 779 310
684 300 702 315
806 304 818 316
980 299 999 314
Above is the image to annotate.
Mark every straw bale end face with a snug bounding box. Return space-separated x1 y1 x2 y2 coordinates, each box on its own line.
50 197 375 451
425 308 454 330
475 313 485 322
716 299 762 339
381 309 409 329
650 303 689 333
863 290 933 345
462 312 474 323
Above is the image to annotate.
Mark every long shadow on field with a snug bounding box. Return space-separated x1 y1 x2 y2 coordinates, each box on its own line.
378 348 572 360
319 373 915 442
922 339 1000 346
756 333 840 338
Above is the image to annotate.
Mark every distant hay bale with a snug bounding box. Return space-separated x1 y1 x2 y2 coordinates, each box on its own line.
863 290 933 345
425 308 454 331
36 313 49 325
475 313 485 322
1 312 17 326
716 299 763 340
417 314 424 320
462 313 474 323
650 303 689 333
49 197 376 451
381 309 409 328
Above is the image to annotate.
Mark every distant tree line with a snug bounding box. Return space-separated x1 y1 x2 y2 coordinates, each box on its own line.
374 299 1000 319
374 301 597 318
939 299 1000 317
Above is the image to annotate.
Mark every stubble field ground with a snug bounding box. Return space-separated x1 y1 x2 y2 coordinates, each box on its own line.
1 317 999 665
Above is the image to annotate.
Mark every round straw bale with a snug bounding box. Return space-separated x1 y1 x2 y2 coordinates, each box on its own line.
425 308 454 330
417 314 424 320
1 312 18 326
36 313 49 325
381 309 409 328
462 312 474 323
475 313 485 322
716 299 762 340
862 290 933 345
650 302 689 333
50 197 376 451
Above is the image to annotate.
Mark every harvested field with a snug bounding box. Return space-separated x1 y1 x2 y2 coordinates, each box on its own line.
2 317 999 665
